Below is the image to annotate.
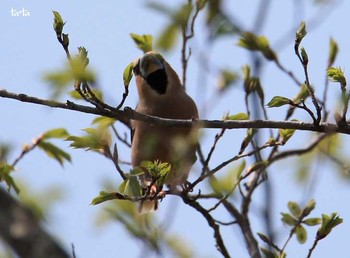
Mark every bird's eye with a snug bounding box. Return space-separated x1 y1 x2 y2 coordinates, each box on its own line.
133 62 141 75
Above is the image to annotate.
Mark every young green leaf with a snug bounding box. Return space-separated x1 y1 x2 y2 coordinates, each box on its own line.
0 163 19 193
281 212 297 226
66 127 111 152
196 0 207 10
279 128 296 144
246 160 269 174
92 117 116 128
42 128 70 140
38 141 71 166
301 199 316 217
52 11 65 36
260 247 279 258
91 191 119 205
123 62 134 88
238 32 276 60
209 160 245 195
293 84 310 104
156 24 178 51
295 225 307 244
328 37 339 67
327 67 347 89
301 47 308 65
130 33 153 53
267 96 292 108
295 21 307 46
217 69 239 91
225 112 249 121
303 218 321 226
62 33 69 47
288 201 302 217
317 213 343 240
239 128 257 154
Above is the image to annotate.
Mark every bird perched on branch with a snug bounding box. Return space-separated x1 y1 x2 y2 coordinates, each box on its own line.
131 51 199 213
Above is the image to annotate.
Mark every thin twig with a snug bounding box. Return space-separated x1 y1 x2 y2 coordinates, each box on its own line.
181 193 230 258
111 124 131 148
201 128 226 176
181 0 201 89
306 237 319 258
12 135 42 167
104 144 127 180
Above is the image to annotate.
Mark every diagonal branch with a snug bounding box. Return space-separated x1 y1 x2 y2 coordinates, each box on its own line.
181 194 230 258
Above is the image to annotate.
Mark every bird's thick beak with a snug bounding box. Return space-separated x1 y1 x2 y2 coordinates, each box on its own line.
139 53 165 79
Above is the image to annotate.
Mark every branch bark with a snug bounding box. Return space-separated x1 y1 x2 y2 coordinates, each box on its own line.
0 187 70 258
1 89 350 135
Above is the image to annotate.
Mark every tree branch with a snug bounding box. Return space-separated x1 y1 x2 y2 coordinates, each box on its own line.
0 187 70 258
1 89 350 135
181 194 230 258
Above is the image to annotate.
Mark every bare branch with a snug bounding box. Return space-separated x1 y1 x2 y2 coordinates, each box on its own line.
181 194 230 258
1 89 350 135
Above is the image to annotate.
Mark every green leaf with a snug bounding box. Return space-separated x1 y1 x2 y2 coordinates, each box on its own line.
246 160 269 174
62 33 69 46
196 0 207 10
260 247 278 258
279 128 296 145
281 212 297 226
226 112 249 121
257 232 272 245
239 128 257 154
295 21 307 45
38 141 71 166
293 84 310 104
288 201 302 217
70 57 95 83
301 47 308 64
123 62 134 88
42 128 69 140
130 167 145 176
238 32 276 60
303 218 321 226
76 47 89 67
317 213 343 239
52 11 65 35
130 33 153 53
209 160 245 194
267 96 292 108
44 70 73 97
66 127 111 152
156 24 178 51
328 37 339 66
302 199 316 217
91 117 116 128
327 67 347 88
0 163 19 194
295 225 307 244
217 69 238 91
91 191 119 205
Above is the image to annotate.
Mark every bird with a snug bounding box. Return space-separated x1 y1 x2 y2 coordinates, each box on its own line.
131 51 199 213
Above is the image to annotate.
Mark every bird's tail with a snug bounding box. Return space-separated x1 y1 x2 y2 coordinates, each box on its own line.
138 199 158 214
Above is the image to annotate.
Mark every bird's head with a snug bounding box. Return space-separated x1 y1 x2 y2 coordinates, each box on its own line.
133 51 171 95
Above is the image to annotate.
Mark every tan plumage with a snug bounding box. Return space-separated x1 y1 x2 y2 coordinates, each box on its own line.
131 52 199 212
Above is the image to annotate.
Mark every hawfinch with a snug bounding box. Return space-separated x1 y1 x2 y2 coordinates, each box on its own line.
131 52 199 212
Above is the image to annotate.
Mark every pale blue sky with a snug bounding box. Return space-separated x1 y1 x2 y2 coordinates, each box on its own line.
1 1 350 257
